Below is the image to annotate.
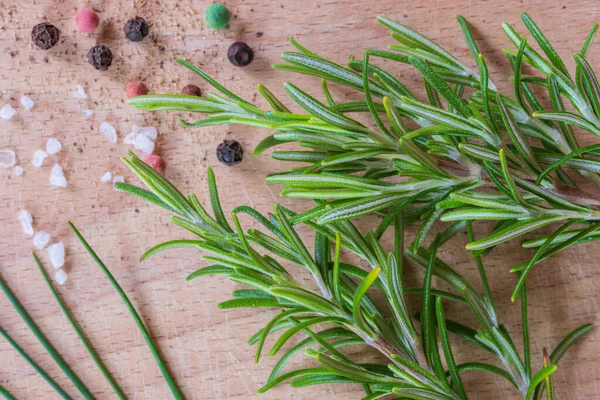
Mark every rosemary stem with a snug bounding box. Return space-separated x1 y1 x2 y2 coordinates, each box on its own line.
69 222 184 400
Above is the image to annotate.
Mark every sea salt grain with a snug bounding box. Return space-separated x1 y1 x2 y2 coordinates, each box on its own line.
133 134 155 154
49 164 67 188
0 104 16 120
0 150 16 167
99 122 117 143
32 149 48 167
100 171 112 182
83 109 94 118
19 210 34 236
13 165 23 176
124 132 136 145
54 270 68 285
21 96 35 111
47 242 65 269
74 84 87 99
46 138 62 155
132 125 158 140
33 231 51 249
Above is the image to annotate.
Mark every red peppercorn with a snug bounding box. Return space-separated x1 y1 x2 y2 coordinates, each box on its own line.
75 9 99 33
144 155 166 173
126 82 149 98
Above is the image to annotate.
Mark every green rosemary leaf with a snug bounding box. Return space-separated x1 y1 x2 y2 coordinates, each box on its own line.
257 83 291 112
206 168 233 232
497 95 540 172
574 53 600 120
115 182 178 214
435 298 467 398
441 208 529 221
33 254 126 400
526 365 557 400
352 267 381 334
318 194 410 224
258 368 328 393
550 323 594 364
0 327 71 399
311 351 400 383
391 384 458 400
186 265 233 280
533 110 600 136
269 316 347 356
521 13 569 77
290 373 358 387
456 15 480 62
217 298 286 309
409 56 472 117
268 285 345 317
140 240 203 261
546 75 578 150
456 363 519 390
69 222 184 400
0 269 94 399
362 51 394 138
465 216 564 250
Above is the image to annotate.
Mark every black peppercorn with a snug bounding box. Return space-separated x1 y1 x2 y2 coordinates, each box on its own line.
216 140 243 166
87 45 113 71
227 42 254 67
31 23 60 50
181 84 202 97
124 17 149 42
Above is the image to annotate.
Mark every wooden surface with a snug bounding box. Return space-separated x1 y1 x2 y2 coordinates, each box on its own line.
1 1 600 399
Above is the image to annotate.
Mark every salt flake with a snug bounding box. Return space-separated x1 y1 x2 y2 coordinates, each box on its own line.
0 104 16 120
74 84 87 99
0 150 16 167
33 231 51 249
32 149 48 168
13 165 23 176
46 138 62 155
100 171 112 183
49 164 67 188
54 270 68 285
47 242 65 269
19 210 34 236
99 122 117 143
133 134 155 155
21 96 35 111
83 109 94 118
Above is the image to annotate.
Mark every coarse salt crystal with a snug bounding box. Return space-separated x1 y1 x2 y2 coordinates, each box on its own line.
33 231 51 249
49 164 67 188
100 171 112 182
32 149 48 168
19 210 34 236
21 96 35 111
47 242 65 269
74 84 87 99
113 175 124 189
0 104 16 120
123 132 136 145
132 125 158 140
0 149 16 167
54 269 68 285
99 122 117 143
133 133 155 154
83 109 94 118
13 165 23 176
46 138 62 155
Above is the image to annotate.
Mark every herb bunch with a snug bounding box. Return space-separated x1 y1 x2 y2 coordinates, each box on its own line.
123 12 599 399
117 152 590 399
129 13 600 299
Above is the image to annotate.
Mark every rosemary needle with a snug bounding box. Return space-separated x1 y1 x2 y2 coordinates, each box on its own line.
0 272 94 399
68 221 184 400
32 253 127 400
0 327 71 399
0 384 17 400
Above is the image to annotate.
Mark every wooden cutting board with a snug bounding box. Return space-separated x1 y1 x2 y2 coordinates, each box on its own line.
0 0 598 398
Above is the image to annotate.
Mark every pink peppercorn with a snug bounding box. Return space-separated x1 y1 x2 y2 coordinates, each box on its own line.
144 155 166 173
75 9 100 33
126 82 149 98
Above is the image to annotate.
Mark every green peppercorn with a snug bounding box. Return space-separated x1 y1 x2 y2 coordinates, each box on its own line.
205 4 230 30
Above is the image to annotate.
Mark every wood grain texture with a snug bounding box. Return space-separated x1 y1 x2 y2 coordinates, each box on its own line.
1 0 600 398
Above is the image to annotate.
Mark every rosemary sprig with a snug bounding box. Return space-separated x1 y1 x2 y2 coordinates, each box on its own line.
128 13 600 297
117 152 593 398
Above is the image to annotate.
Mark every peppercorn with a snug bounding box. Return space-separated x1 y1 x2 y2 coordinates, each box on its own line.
75 9 100 33
31 23 60 50
144 155 166 174
181 84 202 97
216 140 243 166
205 3 230 30
227 42 254 67
124 16 149 42
127 82 149 98
87 45 113 71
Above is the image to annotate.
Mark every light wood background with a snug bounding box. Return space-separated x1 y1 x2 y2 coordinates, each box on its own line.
1 0 600 399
